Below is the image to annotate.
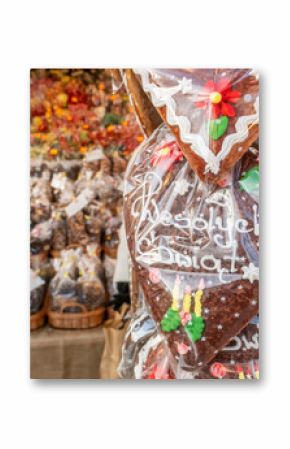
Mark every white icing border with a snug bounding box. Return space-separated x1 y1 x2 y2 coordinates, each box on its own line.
134 69 259 174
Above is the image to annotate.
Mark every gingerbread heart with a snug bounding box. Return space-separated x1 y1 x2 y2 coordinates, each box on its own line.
124 124 259 372
134 69 259 184
138 316 259 379
196 315 259 379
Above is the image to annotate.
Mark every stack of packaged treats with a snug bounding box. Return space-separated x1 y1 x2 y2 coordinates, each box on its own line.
30 164 54 327
118 69 259 379
30 148 126 329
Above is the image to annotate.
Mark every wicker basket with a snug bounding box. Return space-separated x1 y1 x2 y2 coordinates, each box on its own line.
48 300 105 329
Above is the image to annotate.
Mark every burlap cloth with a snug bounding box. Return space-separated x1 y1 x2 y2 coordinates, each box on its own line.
30 325 105 379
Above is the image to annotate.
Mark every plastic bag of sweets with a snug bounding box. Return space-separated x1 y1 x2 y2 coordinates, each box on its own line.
30 269 46 315
61 160 82 181
95 174 122 203
51 171 75 205
123 123 259 375
75 253 105 311
74 149 111 195
49 249 80 311
30 175 52 225
74 166 98 196
30 252 54 281
30 170 52 201
104 215 122 257
30 198 51 226
30 162 50 179
51 207 67 252
83 201 103 246
30 219 52 255
86 243 105 281
66 211 89 247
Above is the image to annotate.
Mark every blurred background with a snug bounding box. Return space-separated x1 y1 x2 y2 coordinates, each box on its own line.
30 69 142 379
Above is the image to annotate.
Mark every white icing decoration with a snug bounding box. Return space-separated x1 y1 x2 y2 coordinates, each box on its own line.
173 179 190 196
130 160 259 284
134 69 259 174
224 332 259 352
244 94 253 103
242 263 259 283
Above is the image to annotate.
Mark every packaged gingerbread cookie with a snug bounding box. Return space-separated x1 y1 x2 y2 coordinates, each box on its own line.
122 123 259 377
132 69 259 184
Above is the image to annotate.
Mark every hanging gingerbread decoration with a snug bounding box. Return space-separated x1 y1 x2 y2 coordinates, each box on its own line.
133 69 259 184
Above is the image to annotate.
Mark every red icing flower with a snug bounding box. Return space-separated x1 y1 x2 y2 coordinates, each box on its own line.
150 141 183 171
210 362 227 378
195 78 241 119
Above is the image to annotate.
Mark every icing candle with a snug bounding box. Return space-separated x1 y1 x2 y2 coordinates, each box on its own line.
182 285 192 313
171 275 181 311
246 365 252 379
236 364 245 380
254 361 259 379
194 278 205 317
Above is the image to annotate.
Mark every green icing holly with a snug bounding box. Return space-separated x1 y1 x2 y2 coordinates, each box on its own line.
209 116 229 140
184 314 205 342
161 308 181 332
239 165 259 193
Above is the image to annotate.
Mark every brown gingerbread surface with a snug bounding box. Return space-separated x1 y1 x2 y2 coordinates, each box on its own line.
124 124 259 372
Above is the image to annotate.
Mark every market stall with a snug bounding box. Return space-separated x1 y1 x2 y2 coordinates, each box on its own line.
30 69 140 378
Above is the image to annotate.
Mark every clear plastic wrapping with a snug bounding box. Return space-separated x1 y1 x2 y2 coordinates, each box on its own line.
104 215 122 256
76 253 105 310
66 211 89 246
51 207 67 252
30 219 52 255
83 201 103 246
122 124 259 377
30 269 46 314
49 248 105 313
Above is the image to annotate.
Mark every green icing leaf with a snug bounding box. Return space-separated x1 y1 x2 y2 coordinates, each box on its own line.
184 314 205 342
239 165 259 193
209 116 229 140
161 308 181 332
